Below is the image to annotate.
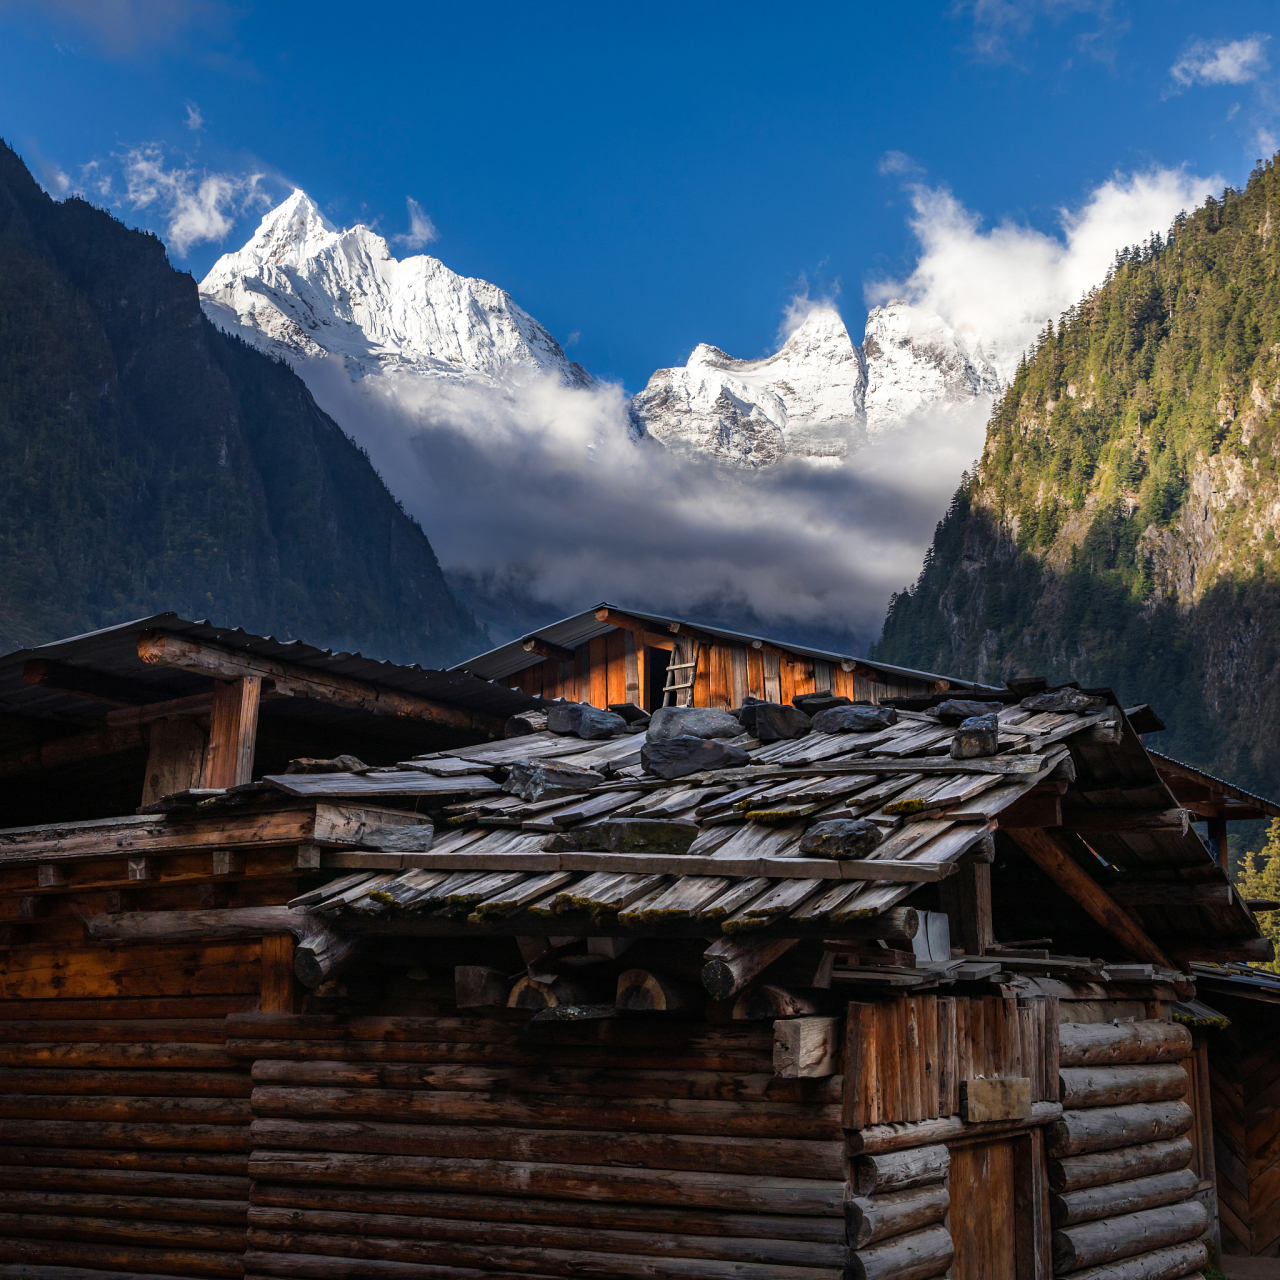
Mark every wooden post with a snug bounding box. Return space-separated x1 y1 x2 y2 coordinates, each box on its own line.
260 934 296 1013
1206 815 1228 867
1007 828 1173 969
940 859 993 955
623 630 641 707
140 716 207 807
202 676 260 790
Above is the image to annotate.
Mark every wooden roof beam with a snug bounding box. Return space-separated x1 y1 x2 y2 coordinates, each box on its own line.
23 659 154 707
0 724 147 779
594 608 789 658
521 636 576 663
1006 827 1175 970
137 631 502 737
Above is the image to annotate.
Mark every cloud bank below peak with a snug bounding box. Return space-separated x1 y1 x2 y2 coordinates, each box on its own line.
198 161 1225 648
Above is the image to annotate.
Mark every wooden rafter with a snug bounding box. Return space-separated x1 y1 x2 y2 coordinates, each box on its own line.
1007 827 1174 969
137 631 502 736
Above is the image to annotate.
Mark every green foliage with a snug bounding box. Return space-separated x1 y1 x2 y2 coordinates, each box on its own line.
0 141 484 665
874 155 1280 796
1236 818 1280 974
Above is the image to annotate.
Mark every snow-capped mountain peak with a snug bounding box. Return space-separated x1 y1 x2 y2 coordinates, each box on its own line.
199 192 590 390
862 300 1002 439
629 305 867 467
629 299 1012 467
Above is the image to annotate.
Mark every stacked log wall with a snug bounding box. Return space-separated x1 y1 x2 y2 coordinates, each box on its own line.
0 994 254 1279
1047 1019 1209 1280
228 1011 851 1280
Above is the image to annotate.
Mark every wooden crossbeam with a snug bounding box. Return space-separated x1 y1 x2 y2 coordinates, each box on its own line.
137 631 502 736
22 659 153 707
521 636 575 663
0 724 147 779
1007 828 1173 969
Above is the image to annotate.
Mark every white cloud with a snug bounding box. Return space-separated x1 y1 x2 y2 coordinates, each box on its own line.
958 0 1124 65
295 357 974 644
185 101 204 130
1170 35 1270 88
393 197 438 250
779 280 841 342
878 150 923 177
121 146 269 255
223 162 1226 648
565 331 581 347
869 166 1222 375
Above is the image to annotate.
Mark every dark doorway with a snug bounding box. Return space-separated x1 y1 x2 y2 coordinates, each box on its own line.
646 648 670 711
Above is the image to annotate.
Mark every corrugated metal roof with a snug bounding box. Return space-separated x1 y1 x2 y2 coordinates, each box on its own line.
1148 749 1280 818
0 613 540 737
450 602 1002 692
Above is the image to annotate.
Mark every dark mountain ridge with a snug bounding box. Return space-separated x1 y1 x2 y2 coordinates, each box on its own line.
873 154 1280 811
0 141 483 665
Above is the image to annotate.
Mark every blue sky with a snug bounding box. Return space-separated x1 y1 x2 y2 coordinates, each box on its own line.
1 0 1277 394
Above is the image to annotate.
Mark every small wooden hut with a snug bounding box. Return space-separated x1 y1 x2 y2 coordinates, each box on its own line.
453 604 985 710
0 612 1271 1280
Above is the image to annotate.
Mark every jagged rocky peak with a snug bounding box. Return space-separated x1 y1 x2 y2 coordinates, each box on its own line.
862 300 1003 439
200 190 591 390
629 305 868 468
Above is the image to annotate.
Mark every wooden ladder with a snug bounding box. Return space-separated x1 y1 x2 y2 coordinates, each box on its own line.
662 640 699 707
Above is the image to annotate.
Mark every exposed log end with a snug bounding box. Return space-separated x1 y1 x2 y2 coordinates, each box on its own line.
455 965 513 1009
507 974 590 1011
293 928 358 988
616 969 692 1012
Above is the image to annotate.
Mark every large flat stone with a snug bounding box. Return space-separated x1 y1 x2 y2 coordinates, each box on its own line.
640 735 751 780
647 706 743 741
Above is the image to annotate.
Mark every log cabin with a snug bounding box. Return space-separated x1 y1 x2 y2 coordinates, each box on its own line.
453 603 997 711
0 610 1272 1280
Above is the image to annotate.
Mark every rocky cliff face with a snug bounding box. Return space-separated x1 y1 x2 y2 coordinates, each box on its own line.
0 144 483 663
873 156 1280 800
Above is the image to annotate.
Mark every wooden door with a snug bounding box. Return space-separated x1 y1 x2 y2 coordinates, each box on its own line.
949 1137 1018 1280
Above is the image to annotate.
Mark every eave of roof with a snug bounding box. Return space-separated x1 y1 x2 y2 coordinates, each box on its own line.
0 613 541 735
1148 749 1280 819
450 602 1002 692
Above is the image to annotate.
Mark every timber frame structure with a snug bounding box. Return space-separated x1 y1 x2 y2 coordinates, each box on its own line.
0 612 1272 1280
452 603 994 711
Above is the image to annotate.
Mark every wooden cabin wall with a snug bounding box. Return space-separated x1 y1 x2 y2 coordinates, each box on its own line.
506 630 933 711
1201 993 1280 1256
1045 1017 1210 1279
226 1008 850 1280
0 985 256 1277
0 822 317 1278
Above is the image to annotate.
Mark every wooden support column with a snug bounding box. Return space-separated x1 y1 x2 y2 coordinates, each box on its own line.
1008 828 1173 969
1206 815 1228 866
260 934 297 1013
202 676 260 790
140 716 208 807
939 859 993 955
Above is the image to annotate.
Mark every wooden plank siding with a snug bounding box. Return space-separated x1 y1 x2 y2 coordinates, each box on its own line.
503 627 944 712
1202 990 1280 1257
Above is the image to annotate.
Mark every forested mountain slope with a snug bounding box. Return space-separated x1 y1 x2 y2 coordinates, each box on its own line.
0 142 483 665
874 155 1280 800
